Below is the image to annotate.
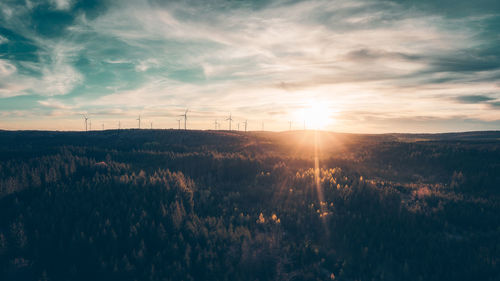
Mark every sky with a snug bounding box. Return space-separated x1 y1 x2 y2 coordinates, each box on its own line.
0 0 499 133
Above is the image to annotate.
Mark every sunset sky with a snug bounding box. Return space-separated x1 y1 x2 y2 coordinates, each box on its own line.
0 0 499 132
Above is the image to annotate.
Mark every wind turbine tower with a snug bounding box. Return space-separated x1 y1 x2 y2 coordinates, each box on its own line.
176 119 181 130
226 113 233 131
237 123 240 131
214 120 219 130
243 120 248 132
178 109 188 130
82 114 88 132
137 115 141 129
150 122 153 129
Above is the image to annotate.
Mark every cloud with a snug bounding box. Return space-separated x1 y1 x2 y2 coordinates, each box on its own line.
0 34 7 44
38 98 74 109
104 59 131 64
451 94 500 110
343 48 422 62
429 51 500 73
50 0 73 11
454 95 495 104
382 0 500 18
135 58 159 72
488 101 500 108
0 0 499 132
0 59 17 76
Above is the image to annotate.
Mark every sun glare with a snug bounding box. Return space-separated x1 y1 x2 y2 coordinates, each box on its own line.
295 101 334 130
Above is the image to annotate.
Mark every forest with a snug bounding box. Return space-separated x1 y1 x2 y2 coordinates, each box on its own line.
0 129 498 281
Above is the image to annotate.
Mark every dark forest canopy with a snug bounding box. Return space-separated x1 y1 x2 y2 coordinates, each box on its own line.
0 130 498 280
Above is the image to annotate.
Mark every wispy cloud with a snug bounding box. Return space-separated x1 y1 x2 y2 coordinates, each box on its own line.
49 0 73 11
0 59 16 76
38 98 74 110
454 95 495 104
0 34 7 44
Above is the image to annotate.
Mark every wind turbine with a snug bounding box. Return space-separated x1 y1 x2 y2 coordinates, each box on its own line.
214 120 219 130
176 119 181 130
150 122 153 129
237 122 240 131
102 123 104 130
178 109 188 130
137 115 141 129
118 121 121 130
243 120 248 132
226 113 233 131
82 114 88 132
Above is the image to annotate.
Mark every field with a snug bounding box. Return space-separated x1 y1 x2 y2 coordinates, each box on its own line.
0 130 499 280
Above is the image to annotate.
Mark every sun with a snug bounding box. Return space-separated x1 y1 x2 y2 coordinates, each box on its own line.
294 101 334 130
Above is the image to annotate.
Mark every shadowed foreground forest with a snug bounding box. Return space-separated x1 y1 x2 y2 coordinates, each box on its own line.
0 130 498 281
